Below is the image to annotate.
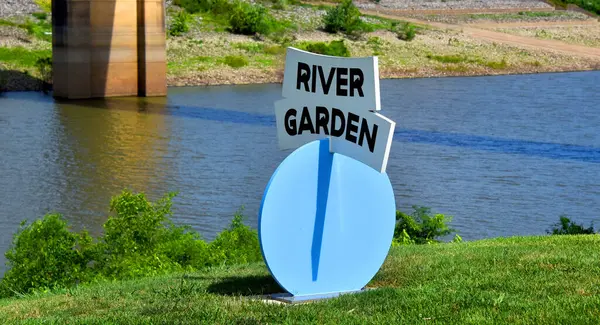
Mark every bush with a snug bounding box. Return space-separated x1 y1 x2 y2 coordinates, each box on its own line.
176 0 233 14
1 214 93 296
35 55 52 91
547 216 595 235
31 12 48 21
0 190 263 298
229 2 272 35
396 23 416 41
169 10 192 37
23 18 51 41
206 209 262 266
299 40 350 57
394 206 456 245
223 55 249 68
322 0 366 36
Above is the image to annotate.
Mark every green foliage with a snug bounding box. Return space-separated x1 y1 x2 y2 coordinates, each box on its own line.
175 0 234 14
206 209 262 266
393 206 456 245
395 23 416 41
4 235 600 323
0 16 50 41
222 55 249 68
34 0 51 13
263 45 285 55
547 216 596 235
229 2 273 35
0 190 262 298
548 0 600 15
322 0 367 36
1 215 93 297
427 54 467 64
233 42 264 53
298 40 350 57
484 59 507 70
34 56 52 89
31 12 48 21
169 10 192 37
0 47 51 69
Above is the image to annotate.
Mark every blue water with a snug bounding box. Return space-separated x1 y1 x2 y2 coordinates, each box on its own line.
1 71 599 272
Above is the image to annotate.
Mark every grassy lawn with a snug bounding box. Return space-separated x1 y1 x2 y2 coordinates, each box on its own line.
1 235 599 324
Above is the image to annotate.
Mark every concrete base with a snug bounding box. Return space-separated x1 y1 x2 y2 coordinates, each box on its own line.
266 289 367 304
52 0 167 99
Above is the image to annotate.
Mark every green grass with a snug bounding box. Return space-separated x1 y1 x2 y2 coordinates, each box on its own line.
426 54 510 70
427 54 468 64
221 55 249 68
0 47 51 68
1 235 599 323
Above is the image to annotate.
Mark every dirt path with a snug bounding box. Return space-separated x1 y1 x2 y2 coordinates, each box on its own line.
358 8 600 60
467 19 600 28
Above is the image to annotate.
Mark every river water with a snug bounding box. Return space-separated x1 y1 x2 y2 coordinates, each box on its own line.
1 71 599 269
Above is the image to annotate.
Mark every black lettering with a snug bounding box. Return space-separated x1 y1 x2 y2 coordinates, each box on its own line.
318 66 336 95
298 106 316 135
330 108 345 137
345 112 359 144
315 106 330 135
284 109 297 136
296 62 310 91
358 119 378 153
311 65 317 93
349 68 364 97
336 68 348 96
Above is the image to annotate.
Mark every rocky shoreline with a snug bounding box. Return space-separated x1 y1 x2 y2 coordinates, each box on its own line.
0 0 40 18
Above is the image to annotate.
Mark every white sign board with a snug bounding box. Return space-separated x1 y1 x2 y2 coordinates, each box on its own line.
276 47 395 173
282 47 381 112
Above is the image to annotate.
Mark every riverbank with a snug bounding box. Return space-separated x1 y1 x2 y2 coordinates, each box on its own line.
0 235 598 323
1 1 600 91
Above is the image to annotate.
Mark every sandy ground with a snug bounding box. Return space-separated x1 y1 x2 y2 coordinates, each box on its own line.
350 5 600 60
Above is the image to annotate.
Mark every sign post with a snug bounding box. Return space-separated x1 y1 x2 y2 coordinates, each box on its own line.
259 48 396 302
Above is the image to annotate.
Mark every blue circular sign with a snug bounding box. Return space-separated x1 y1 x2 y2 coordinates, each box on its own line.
259 139 396 296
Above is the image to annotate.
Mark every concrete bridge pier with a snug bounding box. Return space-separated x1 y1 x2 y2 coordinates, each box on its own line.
52 0 167 99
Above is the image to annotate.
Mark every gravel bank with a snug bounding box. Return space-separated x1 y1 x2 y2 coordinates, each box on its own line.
401 11 592 24
0 0 40 18
357 0 553 11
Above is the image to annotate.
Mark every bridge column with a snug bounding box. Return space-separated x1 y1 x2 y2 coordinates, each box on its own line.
52 0 167 99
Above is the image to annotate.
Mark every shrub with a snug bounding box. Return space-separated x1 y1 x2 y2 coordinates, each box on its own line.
31 12 48 21
176 0 233 14
35 55 52 91
271 0 287 10
223 55 249 68
0 190 263 298
229 2 272 35
322 0 365 36
396 23 416 41
1 214 93 296
23 18 51 41
169 10 192 37
394 206 456 245
206 209 262 266
547 216 595 235
299 40 350 57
